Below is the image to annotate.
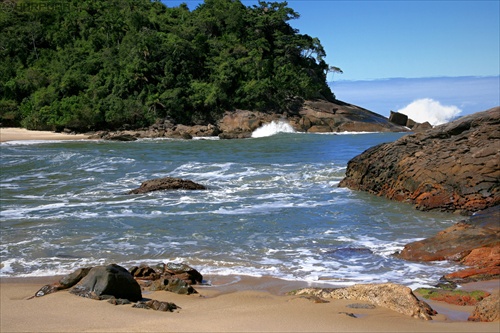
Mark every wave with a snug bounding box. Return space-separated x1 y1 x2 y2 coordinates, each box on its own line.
251 120 296 138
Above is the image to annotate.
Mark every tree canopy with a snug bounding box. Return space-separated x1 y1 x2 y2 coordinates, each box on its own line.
0 0 336 131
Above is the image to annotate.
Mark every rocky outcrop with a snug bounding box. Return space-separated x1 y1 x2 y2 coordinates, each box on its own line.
128 177 207 194
398 206 500 282
216 100 408 138
290 283 437 320
339 107 500 214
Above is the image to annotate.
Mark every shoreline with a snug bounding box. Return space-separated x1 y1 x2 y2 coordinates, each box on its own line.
0 127 90 143
1 275 498 332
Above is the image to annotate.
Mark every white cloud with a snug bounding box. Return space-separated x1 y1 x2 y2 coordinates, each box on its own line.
396 98 462 125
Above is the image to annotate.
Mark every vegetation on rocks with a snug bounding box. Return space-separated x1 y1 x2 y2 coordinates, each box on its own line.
0 0 336 131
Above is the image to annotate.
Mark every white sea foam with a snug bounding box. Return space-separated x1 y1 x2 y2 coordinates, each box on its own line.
251 120 296 138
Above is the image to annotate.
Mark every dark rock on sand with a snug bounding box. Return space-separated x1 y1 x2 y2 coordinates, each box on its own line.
339 107 500 214
133 299 180 312
128 177 207 194
34 267 92 297
70 264 142 302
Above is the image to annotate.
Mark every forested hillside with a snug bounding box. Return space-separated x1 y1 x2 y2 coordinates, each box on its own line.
0 0 336 131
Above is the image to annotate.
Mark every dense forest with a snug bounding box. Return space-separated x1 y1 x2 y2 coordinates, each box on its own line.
0 0 337 131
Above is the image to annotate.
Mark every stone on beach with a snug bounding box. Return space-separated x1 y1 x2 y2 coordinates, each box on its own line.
70 264 142 302
290 283 437 320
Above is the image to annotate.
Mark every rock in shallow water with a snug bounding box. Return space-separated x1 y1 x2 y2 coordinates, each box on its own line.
128 177 207 194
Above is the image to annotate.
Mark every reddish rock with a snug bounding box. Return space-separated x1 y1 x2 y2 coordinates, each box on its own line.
339 107 500 214
399 206 500 282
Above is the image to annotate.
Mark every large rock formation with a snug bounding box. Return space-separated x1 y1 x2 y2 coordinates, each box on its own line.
339 107 500 214
290 283 437 320
217 100 408 138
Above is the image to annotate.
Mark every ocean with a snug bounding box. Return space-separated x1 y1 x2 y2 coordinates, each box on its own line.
0 124 462 289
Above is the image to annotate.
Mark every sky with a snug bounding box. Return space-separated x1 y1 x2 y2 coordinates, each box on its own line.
161 0 499 122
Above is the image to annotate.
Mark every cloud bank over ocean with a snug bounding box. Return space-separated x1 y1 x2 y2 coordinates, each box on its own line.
330 76 499 123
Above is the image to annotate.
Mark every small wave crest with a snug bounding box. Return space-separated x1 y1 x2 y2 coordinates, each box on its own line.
251 120 296 138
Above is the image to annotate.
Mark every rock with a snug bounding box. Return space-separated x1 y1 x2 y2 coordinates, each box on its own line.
163 262 203 285
398 206 499 263
297 100 408 133
290 283 436 320
129 264 161 280
389 111 408 127
398 206 500 282
104 133 138 141
398 207 500 262
128 177 207 194
149 278 197 295
468 293 500 322
216 100 408 138
34 267 92 297
346 303 376 309
70 264 142 302
133 299 180 312
339 107 500 214
415 288 490 306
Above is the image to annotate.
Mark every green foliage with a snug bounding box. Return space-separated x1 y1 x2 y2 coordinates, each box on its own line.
1 0 336 131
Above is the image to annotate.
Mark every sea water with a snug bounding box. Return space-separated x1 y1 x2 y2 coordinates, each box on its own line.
0 128 462 289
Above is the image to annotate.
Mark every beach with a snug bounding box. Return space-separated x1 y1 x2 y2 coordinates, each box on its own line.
1 275 499 332
0 128 90 142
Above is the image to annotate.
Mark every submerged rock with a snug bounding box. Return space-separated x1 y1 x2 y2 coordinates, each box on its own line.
415 288 490 306
339 107 500 214
128 177 206 194
290 283 436 320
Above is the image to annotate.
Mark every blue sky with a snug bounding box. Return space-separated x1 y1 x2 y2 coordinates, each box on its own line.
161 1 499 121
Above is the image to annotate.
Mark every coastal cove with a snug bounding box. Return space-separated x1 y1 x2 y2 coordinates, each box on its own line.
1 130 463 287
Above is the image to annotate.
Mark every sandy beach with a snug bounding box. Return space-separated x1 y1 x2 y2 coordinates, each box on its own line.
1 275 498 333
0 128 90 143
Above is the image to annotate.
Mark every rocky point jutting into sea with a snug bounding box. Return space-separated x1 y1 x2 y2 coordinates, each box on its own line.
88 99 410 140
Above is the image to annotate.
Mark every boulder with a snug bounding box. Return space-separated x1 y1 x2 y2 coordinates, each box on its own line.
290 283 436 320
389 111 408 127
128 177 206 194
70 264 142 302
468 293 500 322
339 107 500 214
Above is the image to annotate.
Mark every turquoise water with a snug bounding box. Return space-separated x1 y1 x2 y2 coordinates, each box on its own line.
0 131 461 288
